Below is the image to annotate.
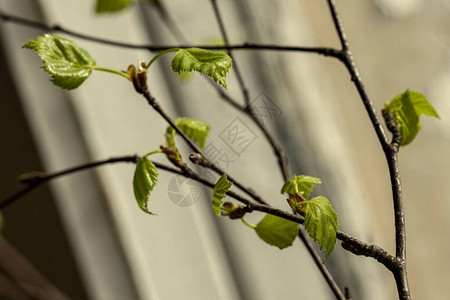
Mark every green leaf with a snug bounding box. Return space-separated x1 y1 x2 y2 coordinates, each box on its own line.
212 174 232 216
254 214 299 249
171 48 232 89
281 175 322 199
396 96 420 146
23 34 96 90
166 118 210 149
385 90 439 146
387 90 440 118
133 157 158 215
303 196 338 260
96 0 132 13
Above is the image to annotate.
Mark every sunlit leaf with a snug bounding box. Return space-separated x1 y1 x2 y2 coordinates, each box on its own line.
281 175 322 199
387 90 440 118
254 214 299 249
133 157 158 215
212 174 232 216
23 34 96 90
396 96 420 145
171 48 232 89
385 90 439 146
166 118 210 149
96 0 132 13
303 196 338 260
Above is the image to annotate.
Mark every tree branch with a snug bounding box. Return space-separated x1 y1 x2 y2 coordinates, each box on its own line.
0 155 139 210
0 11 340 56
326 1 409 299
297 226 346 300
210 0 250 106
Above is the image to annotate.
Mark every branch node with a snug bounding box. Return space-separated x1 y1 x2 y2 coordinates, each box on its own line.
189 153 206 165
17 171 46 185
382 108 402 147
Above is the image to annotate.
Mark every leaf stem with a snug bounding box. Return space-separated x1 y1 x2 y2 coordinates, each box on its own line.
143 149 163 158
90 65 131 80
241 218 257 229
146 48 179 69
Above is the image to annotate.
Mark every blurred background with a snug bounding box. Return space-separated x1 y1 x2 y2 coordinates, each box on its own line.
0 0 448 299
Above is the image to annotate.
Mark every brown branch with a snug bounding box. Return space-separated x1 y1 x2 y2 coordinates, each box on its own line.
0 155 139 210
326 0 409 299
188 153 267 205
148 0 189 44
210 0 250 106
297 226 346 300
0 11 339 56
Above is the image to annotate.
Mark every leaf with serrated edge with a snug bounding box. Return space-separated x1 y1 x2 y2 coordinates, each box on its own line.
385 90 439 146
23 34 96 90
171 48 232 89
303 196 338 260
133 157 158 215
255 214 299 249
96 0 131 13
166 118 210 149
212 174 232 216
387 90 440 119
281 175 322 199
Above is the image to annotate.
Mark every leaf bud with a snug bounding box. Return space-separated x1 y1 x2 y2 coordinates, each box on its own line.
220 202 246 219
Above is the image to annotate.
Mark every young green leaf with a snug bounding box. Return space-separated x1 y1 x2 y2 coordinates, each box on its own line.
387 90 440 118
166 118 210 149
96 0 132 13
171 48 232 89
396 96 420 145
212 174 232 216
302 196 338 260
254 214 299 249
133 157 158 215
281 175 322 199
23 34 96 90
385 90 439 146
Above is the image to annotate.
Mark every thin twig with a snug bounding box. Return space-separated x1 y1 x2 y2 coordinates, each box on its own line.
326 0 409 299
0 11 340 56
297 226 346 299
210 0 250 106
148 0 189 44
0 155 139 209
